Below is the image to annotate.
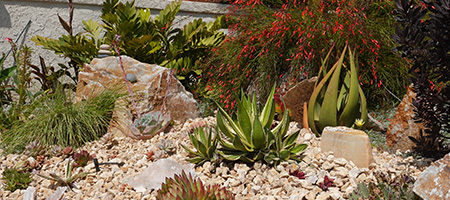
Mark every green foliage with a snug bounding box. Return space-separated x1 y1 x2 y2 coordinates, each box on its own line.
349 181 420 200
130 111 171 140
101 0 227 73
198 0 409 111
1 167 33 192
37 159 91 189
307 45 368 136
182 127 219 165
30 56 77 93
156 170 235 200
216 85 307 166
0 88 123 153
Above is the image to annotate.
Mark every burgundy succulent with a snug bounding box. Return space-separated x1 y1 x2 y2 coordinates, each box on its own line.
319 175 334 191
290 169 305 179
72 150 95 168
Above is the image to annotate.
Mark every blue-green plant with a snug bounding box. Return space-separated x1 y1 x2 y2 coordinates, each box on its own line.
182 127 219 165
308 45 368 136
216 85 307 166
130 111 171 140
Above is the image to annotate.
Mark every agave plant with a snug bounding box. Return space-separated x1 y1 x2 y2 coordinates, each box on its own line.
129 111 171 140
37 158 91 189
156 170 235 200
216 85 307 166
308 45 368 136
181 127 219 165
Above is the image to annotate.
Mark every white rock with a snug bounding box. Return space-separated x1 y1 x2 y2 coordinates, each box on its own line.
348 168 360 179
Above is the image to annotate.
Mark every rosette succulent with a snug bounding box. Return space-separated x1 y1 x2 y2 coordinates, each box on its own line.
156 171 234 200
216 85 307 166
130 111 171 140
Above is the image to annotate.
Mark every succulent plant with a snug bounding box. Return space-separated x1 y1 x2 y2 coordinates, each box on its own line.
37 158 92 189
72 150 95 168
62 146 75 157
182 127 219 165
290 169 306 179
130 111 171 140
1 167 33 192
24 141 51 158
349 172 420 200
308 45 368 136
156 170 235 200
157 139 177 155
216 85 307 166
318 175 334 191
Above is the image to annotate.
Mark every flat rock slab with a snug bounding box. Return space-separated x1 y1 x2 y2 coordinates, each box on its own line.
320 126 374 168
125 158 195 192
414 153 450 199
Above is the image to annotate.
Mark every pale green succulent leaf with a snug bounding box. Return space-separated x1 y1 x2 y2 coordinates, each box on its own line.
260 85 276 129
251 112 266 150
237 97 252 143
317 45 347 132
290 144 308 154
283 130 300 147
338 48 362 127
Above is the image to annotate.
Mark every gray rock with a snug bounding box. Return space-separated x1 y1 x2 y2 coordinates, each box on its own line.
45 187 67 200
125 158 195 191
23 186 36 200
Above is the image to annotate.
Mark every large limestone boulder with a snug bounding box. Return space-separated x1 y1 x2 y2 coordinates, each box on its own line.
413 153 450 199
283 77 317 128
320 126 374 168
386 87 423 151
76 56 200 136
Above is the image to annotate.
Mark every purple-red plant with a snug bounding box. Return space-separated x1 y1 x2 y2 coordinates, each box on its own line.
290 169 306 179
318 175 334 191
72 150 95 168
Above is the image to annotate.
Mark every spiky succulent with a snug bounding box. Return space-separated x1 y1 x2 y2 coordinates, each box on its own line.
130 111 171 140
37 158 91 189
308 45 368 136
182 127 219 165
156 171 235 200
216 85 307 166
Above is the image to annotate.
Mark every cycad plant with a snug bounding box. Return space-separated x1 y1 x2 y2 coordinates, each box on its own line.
308 45 368 136
216 86 307 166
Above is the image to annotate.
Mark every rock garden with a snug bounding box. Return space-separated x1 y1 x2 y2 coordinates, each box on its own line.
1 0 449 200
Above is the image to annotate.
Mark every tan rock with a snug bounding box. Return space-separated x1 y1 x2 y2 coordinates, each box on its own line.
320 126 374 168
283 77 317 128
386 87 423 151
76 56 200 137
413 153 450 199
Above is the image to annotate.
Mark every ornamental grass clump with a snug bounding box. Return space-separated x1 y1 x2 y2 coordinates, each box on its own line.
0 88 123 153
156 170 235 200
216 86 307 166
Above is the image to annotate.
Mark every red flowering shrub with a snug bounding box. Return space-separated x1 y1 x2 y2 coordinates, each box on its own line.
196 0 409 111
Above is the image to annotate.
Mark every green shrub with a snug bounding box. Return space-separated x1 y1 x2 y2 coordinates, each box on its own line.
198 0 409 111
0 88 123 153
32 0 226 84
156 170 235 200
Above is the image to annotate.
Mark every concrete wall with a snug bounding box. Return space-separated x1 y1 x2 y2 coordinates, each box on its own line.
0 0 228 68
